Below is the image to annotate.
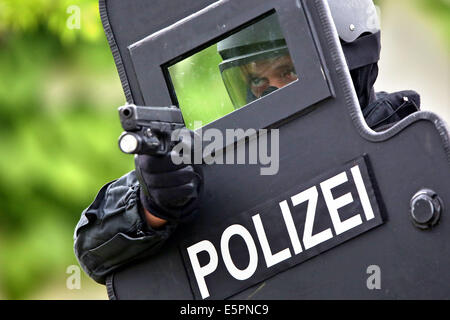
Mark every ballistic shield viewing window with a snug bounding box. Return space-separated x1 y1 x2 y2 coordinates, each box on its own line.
167 13 297 130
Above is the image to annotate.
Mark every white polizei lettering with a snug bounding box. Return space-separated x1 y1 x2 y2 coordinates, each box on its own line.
350 165 375 221
220 225 258 281
252 214 292 268
186 240 219 299
291 186 333 250
320 172 363 235
279 200 303 255
186 162 380 299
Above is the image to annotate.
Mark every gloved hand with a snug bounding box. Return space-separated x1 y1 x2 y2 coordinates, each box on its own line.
135 132 203 223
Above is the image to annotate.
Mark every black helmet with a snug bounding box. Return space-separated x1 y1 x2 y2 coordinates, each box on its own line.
217 14 288 73
328 0 381 70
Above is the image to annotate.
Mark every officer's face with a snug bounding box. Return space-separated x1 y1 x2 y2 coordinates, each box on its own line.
240 54 298 98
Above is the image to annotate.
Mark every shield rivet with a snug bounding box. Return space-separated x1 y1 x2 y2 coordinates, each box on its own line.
410 189 442 229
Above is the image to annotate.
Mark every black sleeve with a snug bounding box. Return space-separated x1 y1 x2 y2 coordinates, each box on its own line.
364 90 420 130
73 171 177 284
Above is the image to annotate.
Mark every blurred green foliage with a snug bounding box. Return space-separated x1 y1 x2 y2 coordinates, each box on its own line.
376 0 450 51
0 0 131 299
415 0 450 51
0 0 448 300
0 0 103 43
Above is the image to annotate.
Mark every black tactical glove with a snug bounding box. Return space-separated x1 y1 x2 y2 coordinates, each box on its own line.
135 133 203 223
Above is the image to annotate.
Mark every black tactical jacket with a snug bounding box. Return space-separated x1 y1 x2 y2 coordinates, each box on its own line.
74 89 420 285
73 171 177 284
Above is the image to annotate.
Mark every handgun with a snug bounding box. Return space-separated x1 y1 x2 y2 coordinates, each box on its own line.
118 104 185 156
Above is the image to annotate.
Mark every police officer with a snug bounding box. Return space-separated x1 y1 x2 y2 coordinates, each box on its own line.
74 0 420 285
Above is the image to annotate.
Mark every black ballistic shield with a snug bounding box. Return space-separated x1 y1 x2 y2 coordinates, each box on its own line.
100 0 450 299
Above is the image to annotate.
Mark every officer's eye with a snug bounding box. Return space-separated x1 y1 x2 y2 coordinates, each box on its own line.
250 77 268 88
281 68 297 80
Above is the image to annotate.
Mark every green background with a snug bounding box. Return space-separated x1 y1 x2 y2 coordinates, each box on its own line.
0 0 448 299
